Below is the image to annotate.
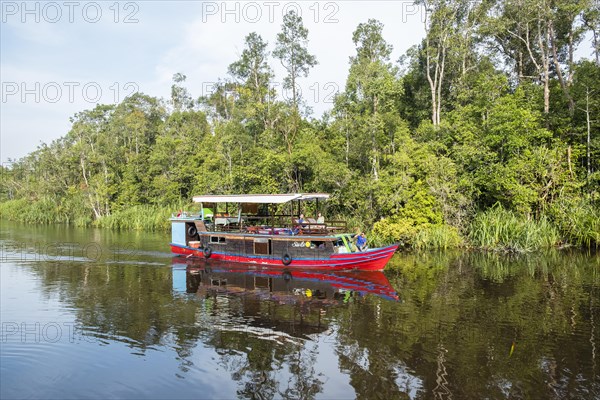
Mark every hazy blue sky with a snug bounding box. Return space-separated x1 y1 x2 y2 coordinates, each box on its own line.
2 1 594 164
0 1 431 163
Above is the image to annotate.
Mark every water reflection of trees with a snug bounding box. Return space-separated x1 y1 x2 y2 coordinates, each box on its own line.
24 250 599 399
197 292 326 399
26 261 331 398
351 251 600 399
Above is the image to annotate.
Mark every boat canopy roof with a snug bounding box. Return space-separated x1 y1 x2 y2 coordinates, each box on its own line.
192 193 329 204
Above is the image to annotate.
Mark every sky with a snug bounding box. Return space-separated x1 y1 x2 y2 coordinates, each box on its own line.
0 0 431 164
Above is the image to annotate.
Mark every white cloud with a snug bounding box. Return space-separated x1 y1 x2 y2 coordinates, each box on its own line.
1 1 427 162
2 19 67 47
151 1 425 113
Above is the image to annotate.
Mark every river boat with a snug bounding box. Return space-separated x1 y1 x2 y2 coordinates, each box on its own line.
170 193 398 271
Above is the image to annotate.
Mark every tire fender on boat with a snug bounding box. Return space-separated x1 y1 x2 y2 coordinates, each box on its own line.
188 225 198 237
203 246 212 258
281 253 292 266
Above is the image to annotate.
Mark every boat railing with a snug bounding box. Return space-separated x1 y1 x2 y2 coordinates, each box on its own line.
324 219 347 232
171 212 201 219
201 213 347 235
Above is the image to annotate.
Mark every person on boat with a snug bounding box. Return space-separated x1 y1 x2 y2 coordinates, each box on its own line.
292 214 306 235
297 214 308 228
316 212 325 224
355 232 368 252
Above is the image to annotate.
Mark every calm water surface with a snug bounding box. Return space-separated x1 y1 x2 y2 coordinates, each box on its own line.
1 221 598 399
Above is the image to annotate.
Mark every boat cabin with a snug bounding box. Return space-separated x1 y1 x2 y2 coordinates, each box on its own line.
170 193 359 261
169 193 399 270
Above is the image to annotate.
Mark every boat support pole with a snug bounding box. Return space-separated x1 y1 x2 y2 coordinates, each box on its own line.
340 235 353 253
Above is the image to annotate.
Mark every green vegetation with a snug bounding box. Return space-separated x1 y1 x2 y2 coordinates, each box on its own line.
0 198 91 226
469 205 560 252
0 199 181 231
548 197 600 247
92 204 177 232
1 4 600 250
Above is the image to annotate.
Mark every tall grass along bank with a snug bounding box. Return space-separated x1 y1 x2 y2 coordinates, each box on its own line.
0 200 177 232
2 199 598 250
469 205 561 252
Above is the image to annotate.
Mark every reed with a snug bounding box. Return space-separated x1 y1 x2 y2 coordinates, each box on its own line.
468 205 560 252
549 198 600 248
413 225 463 250
0 198 86 225
3 196 597 250
93 204 181 232
0 199 29 220
0 199 186 232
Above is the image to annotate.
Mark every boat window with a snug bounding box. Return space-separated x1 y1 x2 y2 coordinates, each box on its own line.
253 238 271 255
210 236 226 244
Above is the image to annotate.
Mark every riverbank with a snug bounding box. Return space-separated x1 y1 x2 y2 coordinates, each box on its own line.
1 198 598 251
0 199 174 232
366 201 599 252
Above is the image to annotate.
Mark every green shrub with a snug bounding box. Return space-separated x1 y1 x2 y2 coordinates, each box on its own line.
371 217 422 248
371 217 463 250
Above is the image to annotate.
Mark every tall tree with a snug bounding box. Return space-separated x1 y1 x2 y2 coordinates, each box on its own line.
228 32 273 105
583 0 600 64
485 0 588 115
340 19 402 180
572 61 600 179
420 0 455 126
273 11 317 111
227 32 275 139
170 73 194 111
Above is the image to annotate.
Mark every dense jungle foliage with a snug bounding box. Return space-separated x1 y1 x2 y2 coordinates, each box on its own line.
1 1 599 250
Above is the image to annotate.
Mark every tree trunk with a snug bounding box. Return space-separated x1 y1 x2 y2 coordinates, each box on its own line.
590 26 599 65
567 145 573 176
436 45 446 126
425 16 439 127
510 14 553 114
550 23 575 114
586 89 592 178
371 98 379 180
541 24 550 114
345 117 350 167
80 156 89 187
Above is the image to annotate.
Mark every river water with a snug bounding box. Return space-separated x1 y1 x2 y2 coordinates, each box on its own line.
1 221 598 399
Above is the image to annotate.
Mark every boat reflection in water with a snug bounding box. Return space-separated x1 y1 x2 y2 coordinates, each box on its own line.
172 258 399 303
172 258 399 341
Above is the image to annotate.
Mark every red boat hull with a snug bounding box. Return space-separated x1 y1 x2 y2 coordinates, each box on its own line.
170 243 398 271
